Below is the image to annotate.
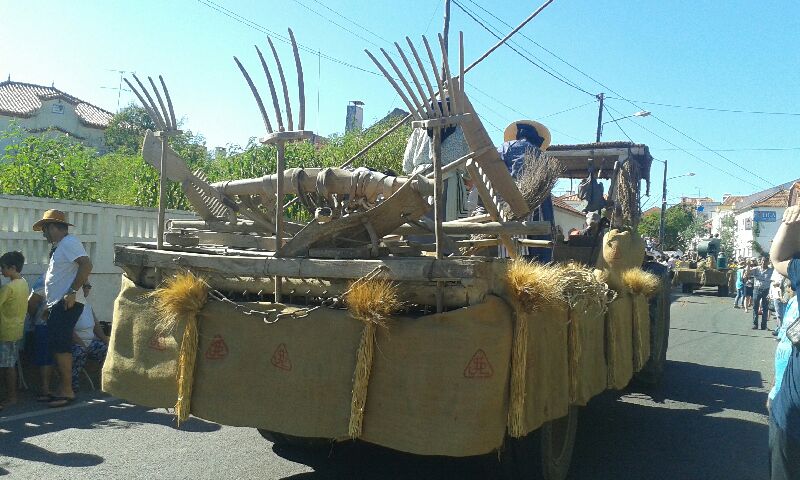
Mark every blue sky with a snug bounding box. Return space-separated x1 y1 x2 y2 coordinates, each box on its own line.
2 0 799 205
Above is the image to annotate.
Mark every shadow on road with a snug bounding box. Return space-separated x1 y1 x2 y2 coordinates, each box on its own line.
572 360 768 480
0 398 220 477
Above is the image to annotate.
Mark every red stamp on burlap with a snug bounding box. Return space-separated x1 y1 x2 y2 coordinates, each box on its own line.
464 349 493 378
205 335 229 360
271 343 292 371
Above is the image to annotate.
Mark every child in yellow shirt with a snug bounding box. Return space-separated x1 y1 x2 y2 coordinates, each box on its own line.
0 251 30 409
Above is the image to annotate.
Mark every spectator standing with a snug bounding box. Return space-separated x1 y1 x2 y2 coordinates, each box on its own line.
33 210 93 408
753 257 775 330
0 251 29 410
744 259 756 313
71 282 109 391
734 261 746 309
768 205 800 478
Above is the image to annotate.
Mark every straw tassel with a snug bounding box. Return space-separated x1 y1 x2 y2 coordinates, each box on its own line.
508 306 529 438
149 271 208 426
345 279 399 439
622 269 659 373
567 306 581 404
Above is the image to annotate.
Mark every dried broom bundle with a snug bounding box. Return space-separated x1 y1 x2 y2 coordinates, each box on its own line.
558 262 616 312
622 268 661 298
149 271 208 426
614 159 641 227
507 150 565 220
344 279 400 438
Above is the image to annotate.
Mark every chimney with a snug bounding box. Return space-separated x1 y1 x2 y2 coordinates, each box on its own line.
345 100 364 133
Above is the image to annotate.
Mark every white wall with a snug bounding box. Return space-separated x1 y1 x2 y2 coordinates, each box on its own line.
0 98 107 153
0 195 195 322
553 208 585 240
733 207 785 259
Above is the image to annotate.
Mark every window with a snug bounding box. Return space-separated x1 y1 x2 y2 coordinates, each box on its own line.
51 104 64 114
744 218 752 230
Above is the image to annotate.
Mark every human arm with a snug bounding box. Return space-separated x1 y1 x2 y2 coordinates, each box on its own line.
64 256 93 309
771 206 800 277
92 310 109 344
27 292 43 316
72 330 86 348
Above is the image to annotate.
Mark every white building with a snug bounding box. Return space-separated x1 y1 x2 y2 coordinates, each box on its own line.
0 80 113 153
553 195 586 239
732 188 790 259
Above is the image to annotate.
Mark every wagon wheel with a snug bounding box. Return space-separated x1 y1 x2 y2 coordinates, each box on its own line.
496 406 579 480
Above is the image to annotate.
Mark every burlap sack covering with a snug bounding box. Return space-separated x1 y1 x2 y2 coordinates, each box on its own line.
360 295 513 457
605 292 634 390
105 277 514 456
703 269 727 286
672 268 697 286
568 298 607 406
631 294 651 373
189 299 364 440
102 277 182 408
518 303 570 434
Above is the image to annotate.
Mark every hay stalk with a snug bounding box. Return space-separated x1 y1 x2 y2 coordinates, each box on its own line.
345 279 400 438
149 271 208 425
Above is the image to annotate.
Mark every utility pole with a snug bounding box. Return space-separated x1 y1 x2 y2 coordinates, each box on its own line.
659 159 668 249
595 92 604 142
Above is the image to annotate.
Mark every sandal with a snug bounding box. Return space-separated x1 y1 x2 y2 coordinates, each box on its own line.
48 396 76 408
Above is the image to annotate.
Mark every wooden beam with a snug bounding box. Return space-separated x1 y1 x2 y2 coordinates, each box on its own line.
393 220 551 236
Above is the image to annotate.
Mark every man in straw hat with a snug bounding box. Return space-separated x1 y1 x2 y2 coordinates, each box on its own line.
498 120 554 262
32 210 93 408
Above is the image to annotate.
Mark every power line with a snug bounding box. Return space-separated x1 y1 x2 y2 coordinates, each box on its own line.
463 0 777 186
308 0 393 45
604 103 764 189
605 97 800 117
467 82 584 142
658 146 800 152
292 0 384 49
602 104 634 143
452 0 595 97
196 0 382 77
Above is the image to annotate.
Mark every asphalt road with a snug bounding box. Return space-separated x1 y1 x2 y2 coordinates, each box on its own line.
0 287 777 479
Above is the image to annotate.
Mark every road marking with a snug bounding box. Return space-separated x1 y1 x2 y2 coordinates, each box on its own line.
0 398 122 425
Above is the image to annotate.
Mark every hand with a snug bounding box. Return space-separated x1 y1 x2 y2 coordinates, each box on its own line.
64 293 76 310
783 205 800 225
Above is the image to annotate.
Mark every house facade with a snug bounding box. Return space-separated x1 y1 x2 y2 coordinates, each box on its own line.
0 80 113 153
732 189 789 259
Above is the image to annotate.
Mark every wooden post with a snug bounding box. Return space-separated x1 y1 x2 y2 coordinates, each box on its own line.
275 141 285 301
432 128 445 312
157 136 168 249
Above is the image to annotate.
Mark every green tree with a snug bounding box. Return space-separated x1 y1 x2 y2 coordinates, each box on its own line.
0 123 100 202
719 214 736 259
104 105 156 154
638 204 700 251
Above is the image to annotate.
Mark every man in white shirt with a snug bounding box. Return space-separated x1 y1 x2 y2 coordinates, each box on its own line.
71 282 109 391
33 210 93 408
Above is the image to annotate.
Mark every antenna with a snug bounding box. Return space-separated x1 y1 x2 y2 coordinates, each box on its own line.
103 69 133 111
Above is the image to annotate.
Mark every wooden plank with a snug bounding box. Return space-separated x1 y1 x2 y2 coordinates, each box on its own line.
165 231 279 250
115 245 505 283
393 220 551 236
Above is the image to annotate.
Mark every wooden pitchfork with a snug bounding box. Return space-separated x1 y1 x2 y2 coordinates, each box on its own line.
233 28 314 301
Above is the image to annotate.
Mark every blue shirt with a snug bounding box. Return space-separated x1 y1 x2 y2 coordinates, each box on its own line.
769 257 800 437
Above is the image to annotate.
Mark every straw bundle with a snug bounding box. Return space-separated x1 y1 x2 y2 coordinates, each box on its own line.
344 279 400 438
506 260 565 437
558 262 616 403
149 272 208 425
622 269 661 299
623 268 660 371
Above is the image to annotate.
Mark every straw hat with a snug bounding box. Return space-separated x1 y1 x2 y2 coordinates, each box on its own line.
503 120 552 150
32 209 74 231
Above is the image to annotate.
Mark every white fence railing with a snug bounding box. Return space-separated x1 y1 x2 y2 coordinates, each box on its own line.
0 195 195 322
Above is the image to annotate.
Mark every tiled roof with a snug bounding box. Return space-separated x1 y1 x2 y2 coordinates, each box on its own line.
736 178 800 212
553 195 583 216
0 81 113 128
751 189 789 208
642 206 661 216
722 195 745 206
